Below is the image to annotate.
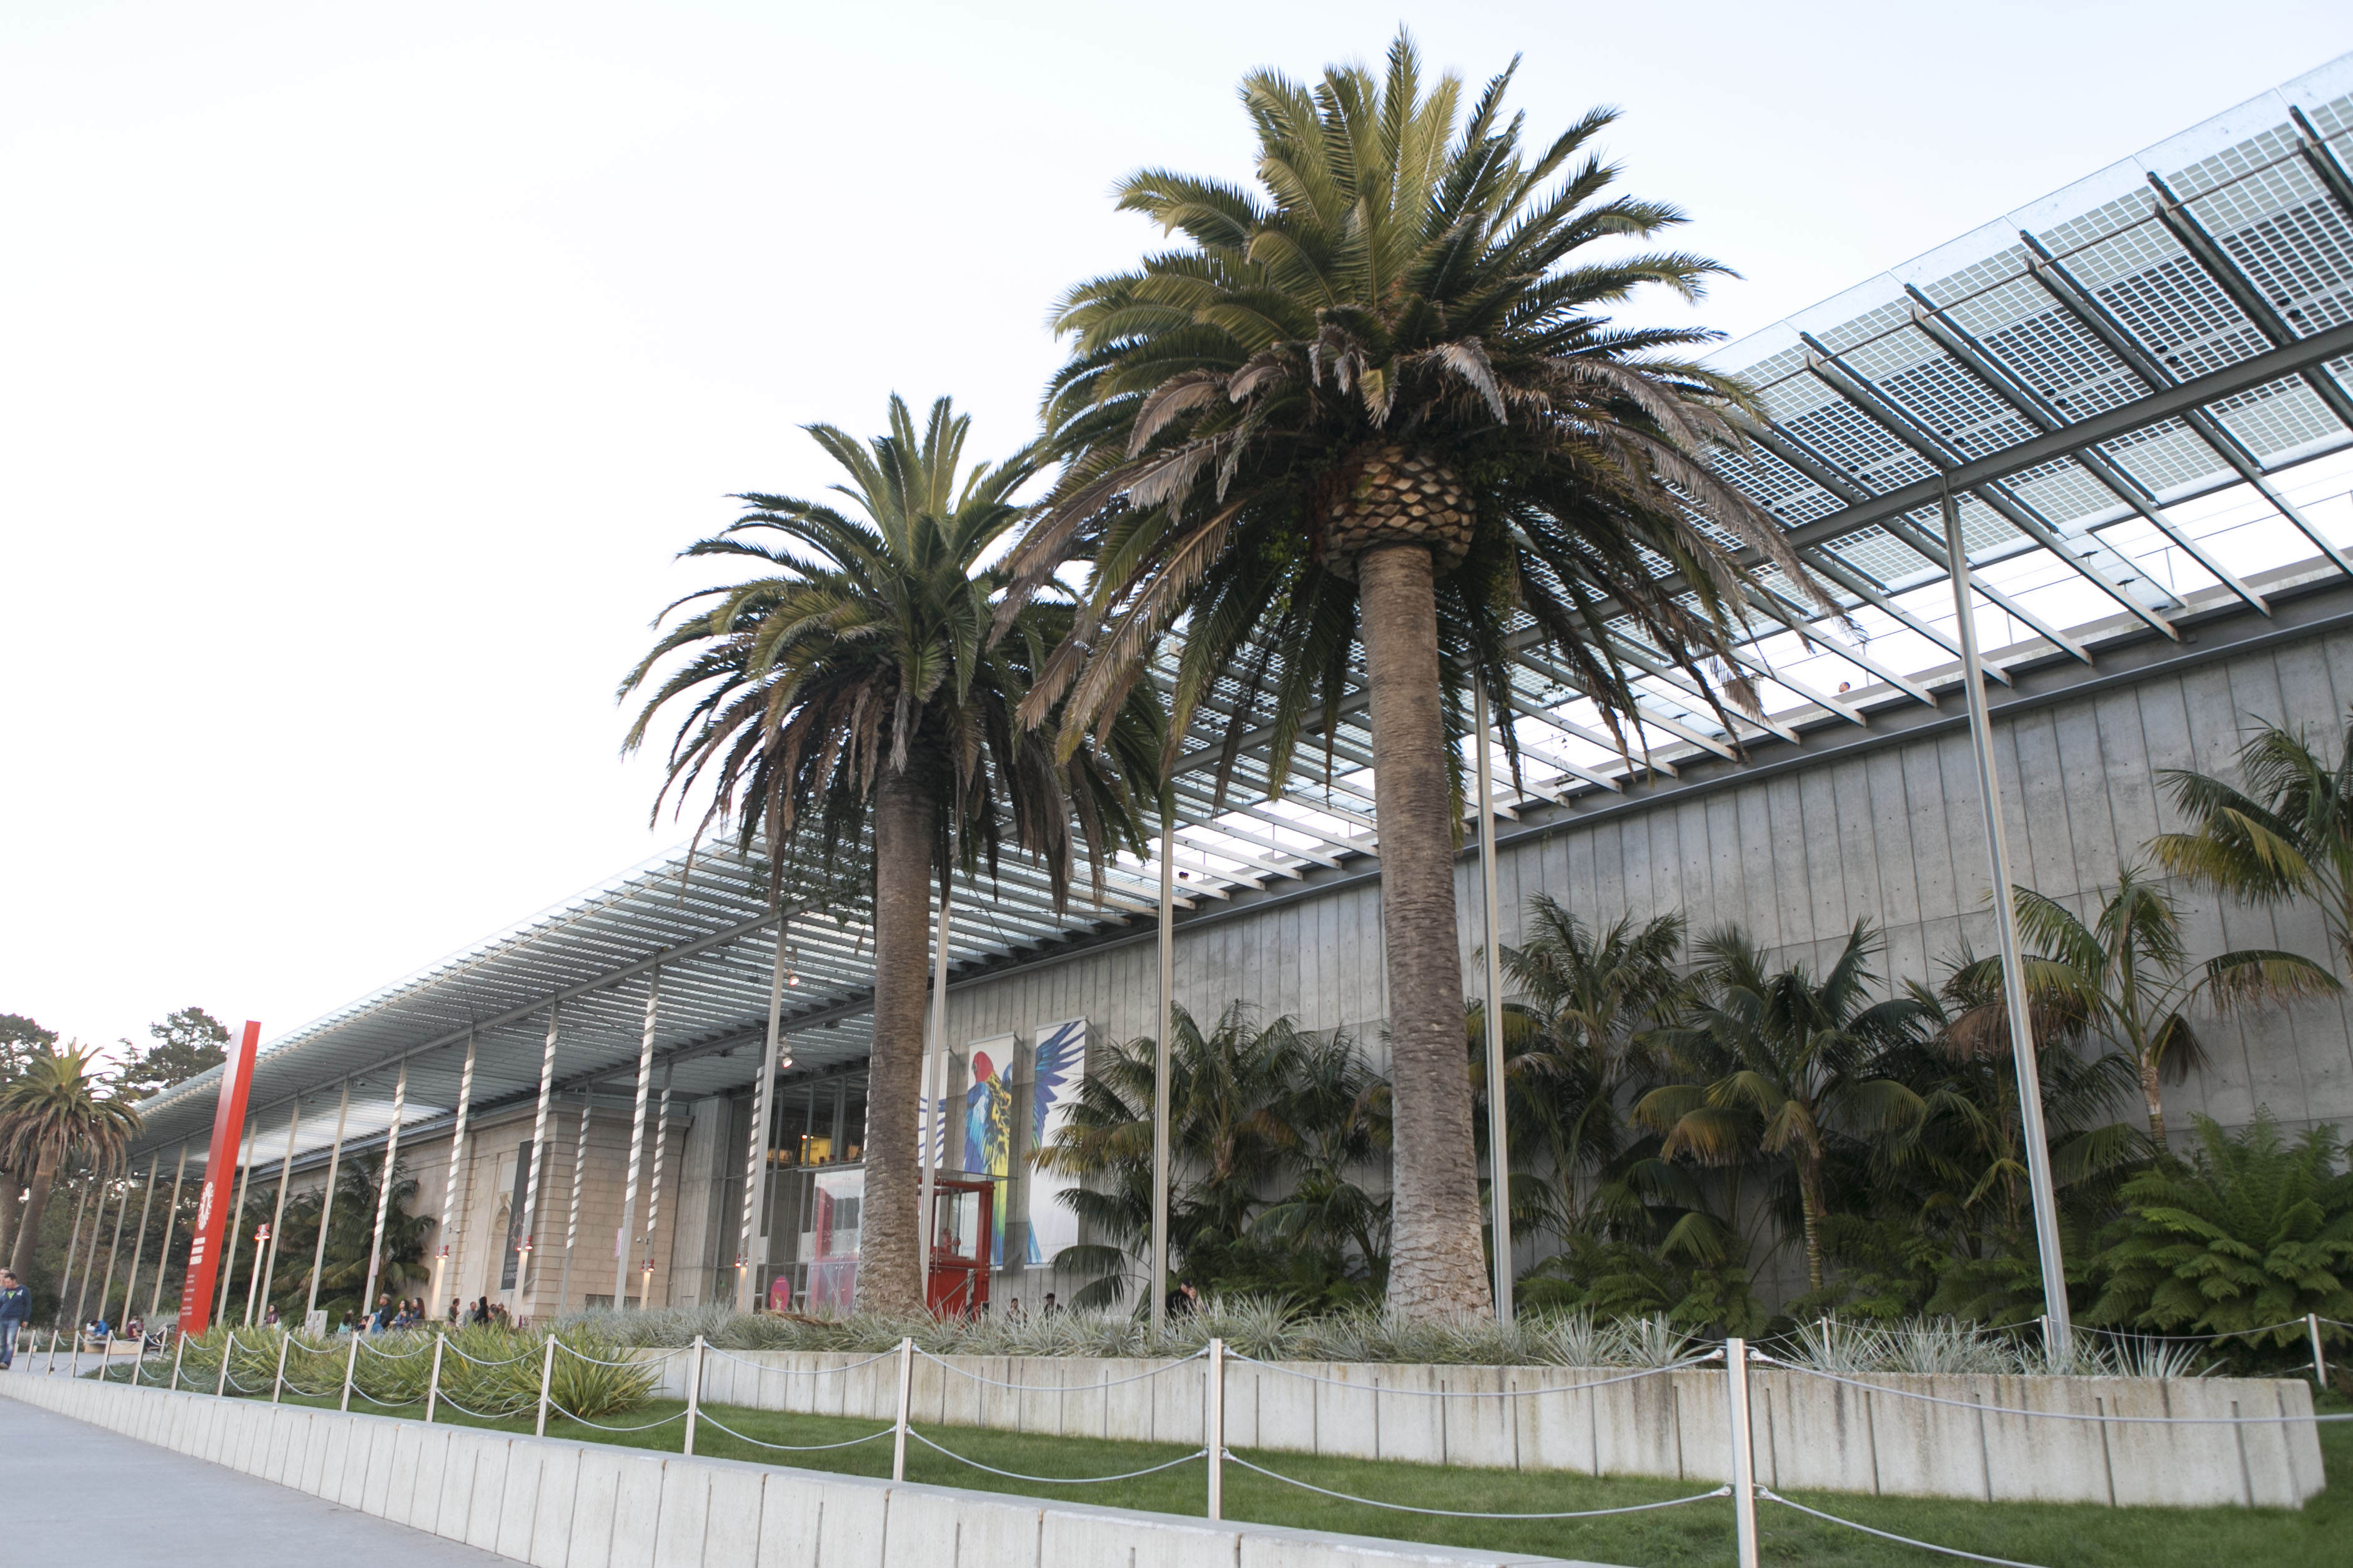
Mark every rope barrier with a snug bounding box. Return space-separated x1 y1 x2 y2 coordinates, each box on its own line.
2065 1318 2316 1344
1761 1488 2049 1567
432 1393 533 1422
1223 1351 1715 1397
558 1342 686 1369
906 1427 1209 1486
357 1339 428 1360
911 1346 1209 1390
440 1342 538 1368
1221 1451 1734 1519
694 1411 898 1452
1761 1358 2353 1424
701 1345 901 1376
545 1399 687 1433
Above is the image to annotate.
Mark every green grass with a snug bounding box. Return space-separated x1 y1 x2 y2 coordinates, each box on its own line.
120 1367 2349 1567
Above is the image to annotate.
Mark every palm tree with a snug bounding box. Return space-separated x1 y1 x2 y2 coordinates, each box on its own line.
0 1043 141 1282
1484 900 1686 1246
1002 35 1805 1317
2152 714 2353 973
2008 867 2339 1142
622 395 1154 1314
1638 922 1928 1294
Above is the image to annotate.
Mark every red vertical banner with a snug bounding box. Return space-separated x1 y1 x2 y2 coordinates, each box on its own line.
177 1020 261 1334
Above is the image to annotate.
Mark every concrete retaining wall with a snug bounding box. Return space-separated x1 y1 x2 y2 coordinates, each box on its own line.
655 1349 2327 1508
0 1374 1605 1567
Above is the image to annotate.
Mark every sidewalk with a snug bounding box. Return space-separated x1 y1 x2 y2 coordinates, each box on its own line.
0 1384 519 1564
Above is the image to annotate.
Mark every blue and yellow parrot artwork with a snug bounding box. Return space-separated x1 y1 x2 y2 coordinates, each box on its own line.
963 1049 1014 1266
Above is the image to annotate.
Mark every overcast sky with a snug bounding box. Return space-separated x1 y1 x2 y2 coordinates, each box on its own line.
5 1 2347 1059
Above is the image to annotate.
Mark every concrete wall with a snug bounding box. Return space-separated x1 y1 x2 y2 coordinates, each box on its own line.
0 1374 1600 1568
651 1349 2325 1509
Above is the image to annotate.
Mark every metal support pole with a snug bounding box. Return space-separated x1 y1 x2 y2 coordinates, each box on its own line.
517 1008 560 1310
917 821 960 1313
1943 481 2072 1341
49 1184 88 1373
557 1102 588 1316
1727 1338 1758 1568
217 1127 255 1326
1206 1337 1226 1520
119 1158 160 1337
360 1063 409 1324
536 1334 556 1436
1474 681 1515 1326
272 1333 290 1405
891 1336 914 1481
2311 1313 2329 1389
434 1038 478 1315
340 1332 359 1412
616 974 660 1309
1152 805 1176 1341
215 1331 232 1398
150 1143 189 1324
637 1070 673 1312
684 1334 705 1456
740 922 790 1312
426 1333 444 1423
257 1099 302 1318
97 1171 132 1331
306 1085 350 1328
72 1180 112 1340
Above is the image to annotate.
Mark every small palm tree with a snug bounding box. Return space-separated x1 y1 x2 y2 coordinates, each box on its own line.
2152 715 2353 972
1638 922 1928 1294
0 1043 141 1282
623 396 1156 1314
1005 34 1806 1318
2008 867 2339 1142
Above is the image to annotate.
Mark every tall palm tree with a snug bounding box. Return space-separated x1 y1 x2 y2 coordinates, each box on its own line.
1638 922 1928 1294
0 1044 141 1282
2152 714 2353 973
622 395 1154 1314
1002 34 1805 1317
2008 868 2339 1142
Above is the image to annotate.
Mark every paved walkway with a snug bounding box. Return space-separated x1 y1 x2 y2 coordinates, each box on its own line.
0 1387 518 1564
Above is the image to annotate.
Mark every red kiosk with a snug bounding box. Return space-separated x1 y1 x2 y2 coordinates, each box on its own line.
924 1176 993 1319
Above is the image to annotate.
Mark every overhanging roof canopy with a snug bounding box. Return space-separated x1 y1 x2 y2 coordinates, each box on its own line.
127 53 2353 1163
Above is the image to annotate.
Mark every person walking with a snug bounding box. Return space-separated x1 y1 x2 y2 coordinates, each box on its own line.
0 1270 29 1370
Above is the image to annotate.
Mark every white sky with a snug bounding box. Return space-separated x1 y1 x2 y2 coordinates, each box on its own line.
5 0 2347 1058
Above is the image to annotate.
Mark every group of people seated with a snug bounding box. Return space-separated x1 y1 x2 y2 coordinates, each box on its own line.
78 1316 143 1346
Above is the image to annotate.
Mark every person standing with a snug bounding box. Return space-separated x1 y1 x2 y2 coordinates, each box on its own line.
0 1270 29 1369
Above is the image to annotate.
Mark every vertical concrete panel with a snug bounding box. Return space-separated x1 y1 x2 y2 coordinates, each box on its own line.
407 1426 454 1532
497 1441 547 1561
567 1446 628 1568
607 1450 668 1568
653 1457 713 1568
527 1446 583 1568
701 1466 766 1568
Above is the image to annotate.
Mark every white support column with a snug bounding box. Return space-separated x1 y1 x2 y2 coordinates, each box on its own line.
360 1063 409 1323
916 824 959 1308
683 1333 705 1455
1206 1336 1226 1520
1152 807 1175 1340
215 1125 256 1325
1474 681 1514 1326
557 1100 588 1315
1942 482 2070 1339
637 1069 673 1311
119 1158 161 1334
257 1099 302 1318
433 1035 478 1315
149 1143 189 1323
74 1179 115 1334
51 1185 89 1361
97 1169 134 1329
1727 1337 1758 1568
305 1085 350 1327
535 1334 555 1436
616 973 661 1308
738 921 790 1312
891 1336 913 1481
517 1007 560 1312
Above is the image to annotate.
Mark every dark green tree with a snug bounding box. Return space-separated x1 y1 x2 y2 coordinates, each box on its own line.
117 1007 231 1100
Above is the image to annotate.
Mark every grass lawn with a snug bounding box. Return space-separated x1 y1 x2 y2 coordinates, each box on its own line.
204 1378 2347 1567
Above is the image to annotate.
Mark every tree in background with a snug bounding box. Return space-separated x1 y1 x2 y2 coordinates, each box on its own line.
0 1013 59 1260
117 1007 230 1100
256 1155 430 1324
622 395 1157 1315
2010 869 2339 1141
1005 33 1806 1317
0 1043 141 1283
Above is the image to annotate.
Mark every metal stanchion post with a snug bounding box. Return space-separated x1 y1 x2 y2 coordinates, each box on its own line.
339 1334 359 1413
216 1332 233 1398
2311 1314 2329 1389
1206 1338 1226 1520
426 1334 445 1423
130 1332 143 1388
891 1337 914 1481
170 1334 186 1391
272 1334 290 1404
536 1336 555 1437
684 1334 705 1456
1726 1338 1758 1568
99 1331 114 1383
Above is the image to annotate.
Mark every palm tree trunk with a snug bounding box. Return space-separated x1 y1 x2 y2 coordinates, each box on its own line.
0 1167 19 1265
2139 1057 2168 1145
855 766 937 1317
1798 1154 1828 1296
1357 541 1491 1318
9 1149 58 1282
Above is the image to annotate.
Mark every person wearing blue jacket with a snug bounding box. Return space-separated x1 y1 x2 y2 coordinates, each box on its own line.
0 1270 30 1370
